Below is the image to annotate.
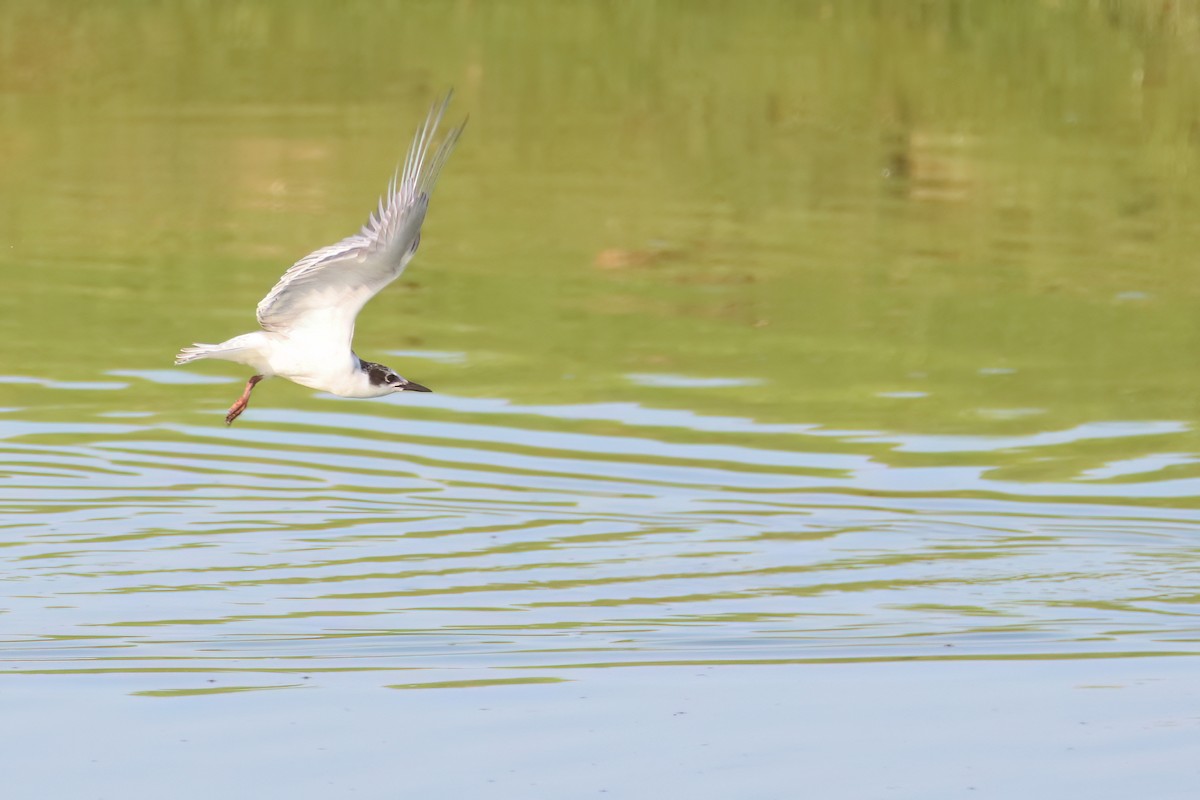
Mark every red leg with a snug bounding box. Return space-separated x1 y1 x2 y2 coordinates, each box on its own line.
225 375 264 426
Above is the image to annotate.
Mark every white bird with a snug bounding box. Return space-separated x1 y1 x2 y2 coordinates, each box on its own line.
175 94 466 425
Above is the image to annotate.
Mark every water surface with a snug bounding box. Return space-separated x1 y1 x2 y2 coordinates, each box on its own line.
3 4 1200 798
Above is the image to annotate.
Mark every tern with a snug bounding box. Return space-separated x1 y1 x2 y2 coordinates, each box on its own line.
175 94 465 425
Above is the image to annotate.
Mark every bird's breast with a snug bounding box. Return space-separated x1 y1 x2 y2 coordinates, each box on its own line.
263 335 376 397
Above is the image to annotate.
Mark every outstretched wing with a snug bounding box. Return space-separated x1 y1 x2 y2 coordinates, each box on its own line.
255 93 465 346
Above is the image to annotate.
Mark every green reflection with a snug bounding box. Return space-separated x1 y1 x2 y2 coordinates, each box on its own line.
2 1 1200 681
1 2 1199 438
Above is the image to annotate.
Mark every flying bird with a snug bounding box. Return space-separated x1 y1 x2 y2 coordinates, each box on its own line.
175 94 465 425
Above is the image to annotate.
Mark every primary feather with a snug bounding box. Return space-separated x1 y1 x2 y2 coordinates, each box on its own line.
254 93 466 347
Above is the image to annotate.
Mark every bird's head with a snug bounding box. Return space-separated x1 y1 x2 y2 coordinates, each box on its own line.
362 360 432 394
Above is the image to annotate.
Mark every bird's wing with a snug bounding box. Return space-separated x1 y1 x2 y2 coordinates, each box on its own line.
254 93 465 345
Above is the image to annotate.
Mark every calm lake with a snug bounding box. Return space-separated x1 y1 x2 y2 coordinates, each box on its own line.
3 3 1200 798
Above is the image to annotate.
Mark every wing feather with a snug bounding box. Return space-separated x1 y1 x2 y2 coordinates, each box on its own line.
255 93 466 345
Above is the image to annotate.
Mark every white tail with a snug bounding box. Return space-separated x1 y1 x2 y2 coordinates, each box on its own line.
174 332 268 367
174 331 272 371
175 343 228 365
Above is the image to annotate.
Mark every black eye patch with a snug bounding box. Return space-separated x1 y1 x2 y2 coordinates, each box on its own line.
362 360 395 387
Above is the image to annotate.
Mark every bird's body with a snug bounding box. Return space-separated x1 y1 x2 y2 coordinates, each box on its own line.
184 330 379 397
175 95 465 423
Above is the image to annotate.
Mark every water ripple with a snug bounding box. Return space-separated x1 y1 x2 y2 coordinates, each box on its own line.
1 398 1199 683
